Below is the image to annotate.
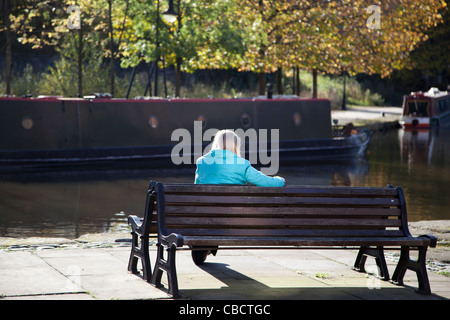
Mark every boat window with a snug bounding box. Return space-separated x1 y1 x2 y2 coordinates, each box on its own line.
406 101 429 116
196 114 207 128
21 116 34 130
240 113 251 128
148 115 159 129
292 112 302 127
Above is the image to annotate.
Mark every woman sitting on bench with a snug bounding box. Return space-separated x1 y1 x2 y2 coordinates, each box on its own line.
192 130 284 264
194 129 285 187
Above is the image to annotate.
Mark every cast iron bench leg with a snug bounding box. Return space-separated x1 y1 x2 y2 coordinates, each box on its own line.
151 243 165 289
353 246 390 281
140 235 152 282
391 246 431 295
151 243 180 298
127 232 140 274
127 233 152 282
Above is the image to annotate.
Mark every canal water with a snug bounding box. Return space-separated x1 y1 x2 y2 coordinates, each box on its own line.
0 127 449 238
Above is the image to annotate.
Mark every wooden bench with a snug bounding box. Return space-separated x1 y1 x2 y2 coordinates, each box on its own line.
127 181 437 298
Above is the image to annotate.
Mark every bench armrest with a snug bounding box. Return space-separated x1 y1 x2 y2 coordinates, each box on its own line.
128 215 143 234
419 234 438 248
161 233 184 248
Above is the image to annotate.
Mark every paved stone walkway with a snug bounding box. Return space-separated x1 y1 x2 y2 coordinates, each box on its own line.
1 244 449 300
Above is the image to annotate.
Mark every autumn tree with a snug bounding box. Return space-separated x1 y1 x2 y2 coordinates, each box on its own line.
119 0 244 97
119 0 174 96
333 1 446 77
286 0 446 94
1 0 54 94
1 0 130 97
400 2 450 90
50 0 130 97
215 0 446 96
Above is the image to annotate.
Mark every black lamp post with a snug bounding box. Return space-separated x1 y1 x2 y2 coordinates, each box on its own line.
126 0 178 98
162 0 178 23
155 0 178 97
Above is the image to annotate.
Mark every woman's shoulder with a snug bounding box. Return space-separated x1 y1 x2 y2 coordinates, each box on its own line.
196 151 214 165
225 150 248 164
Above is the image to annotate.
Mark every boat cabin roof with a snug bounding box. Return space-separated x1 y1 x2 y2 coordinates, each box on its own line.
408 87 449 100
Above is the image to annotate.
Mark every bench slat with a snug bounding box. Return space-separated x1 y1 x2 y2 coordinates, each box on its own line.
167 228 405 237
165 217 402 227
165 206 401 217
164 185 398 197
164 195 400 207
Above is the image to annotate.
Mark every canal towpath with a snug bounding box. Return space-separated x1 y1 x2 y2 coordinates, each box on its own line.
331 105 403 129
1 223 449 300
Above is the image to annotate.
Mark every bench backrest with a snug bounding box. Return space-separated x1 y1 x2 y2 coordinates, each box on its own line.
151 182 411 240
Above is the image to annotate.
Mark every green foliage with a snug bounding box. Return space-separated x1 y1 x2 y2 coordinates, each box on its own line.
1 64 41 97
38 34 109 96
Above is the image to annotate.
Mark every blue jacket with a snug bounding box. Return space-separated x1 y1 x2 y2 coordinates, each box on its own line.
194 149 285 187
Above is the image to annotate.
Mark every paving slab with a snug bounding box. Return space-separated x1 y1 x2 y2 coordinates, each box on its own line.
0 250 85 297
34 247 170 300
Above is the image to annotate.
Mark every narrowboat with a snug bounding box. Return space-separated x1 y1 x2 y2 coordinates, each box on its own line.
400 87 450 129
0 96 371 172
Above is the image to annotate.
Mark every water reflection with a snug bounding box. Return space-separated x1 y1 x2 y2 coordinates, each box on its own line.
277 159 369 186
355 127 450 221
0 168 196 238
399 128 446 170
0 128 449 238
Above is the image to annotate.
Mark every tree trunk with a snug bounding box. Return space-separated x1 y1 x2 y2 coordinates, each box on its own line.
77 27 83 97
108 0 115 97
341 73 347 110
154 0 160 97
276 67 283 94
175 0 182 97
162 56 167 97
5 32 11 95
258 72 265 96
312 69 318 98
175 56 181 97
3 0 12 95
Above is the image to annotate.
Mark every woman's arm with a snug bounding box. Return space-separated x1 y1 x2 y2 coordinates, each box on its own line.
244 165 285 187
194 168 200 184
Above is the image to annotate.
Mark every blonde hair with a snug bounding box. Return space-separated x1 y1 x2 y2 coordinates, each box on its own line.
211 130 241 157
